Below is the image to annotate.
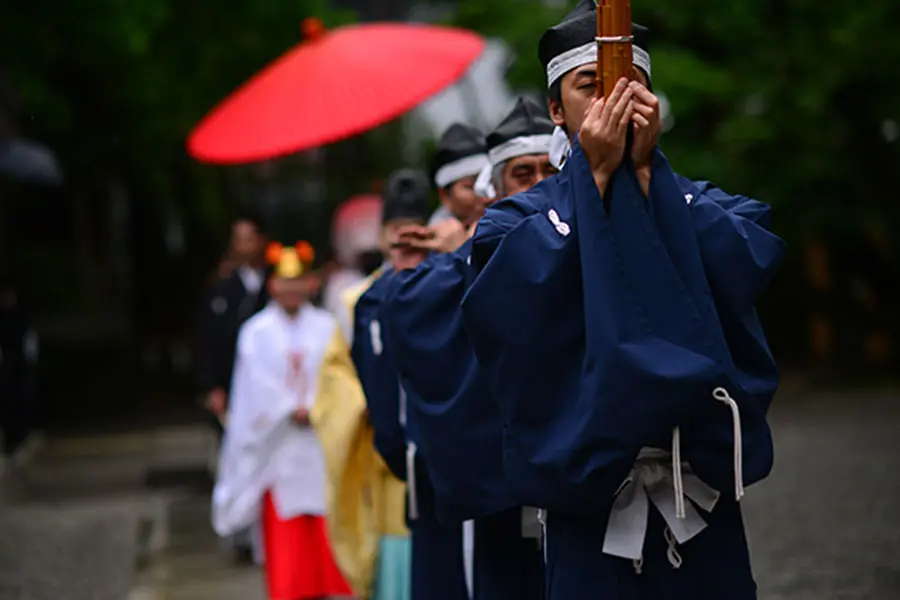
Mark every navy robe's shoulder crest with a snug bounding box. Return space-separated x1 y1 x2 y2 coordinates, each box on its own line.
471 171 572 272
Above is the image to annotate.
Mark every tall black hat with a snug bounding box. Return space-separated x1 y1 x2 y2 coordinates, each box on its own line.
538 0 651 88
430 124 489 189
473 96 556 199
485 96 556 166
381 169 430 224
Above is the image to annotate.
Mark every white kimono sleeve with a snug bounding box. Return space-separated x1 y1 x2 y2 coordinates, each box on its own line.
211 326 298 536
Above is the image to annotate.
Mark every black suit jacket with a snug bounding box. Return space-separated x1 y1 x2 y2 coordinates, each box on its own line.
0 306 37 454
195 269 270 395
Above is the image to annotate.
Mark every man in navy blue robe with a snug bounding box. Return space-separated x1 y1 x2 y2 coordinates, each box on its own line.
459 2 786 599
382 97 557 600
352 169 470 600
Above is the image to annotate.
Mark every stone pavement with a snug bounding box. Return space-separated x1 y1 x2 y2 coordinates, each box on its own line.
0 424 267 600
1 387 898 599
744 388 900 600
128 493 266 600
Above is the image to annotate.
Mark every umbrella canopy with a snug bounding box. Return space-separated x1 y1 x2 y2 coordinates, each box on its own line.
0 137 63 186
188 19 485 164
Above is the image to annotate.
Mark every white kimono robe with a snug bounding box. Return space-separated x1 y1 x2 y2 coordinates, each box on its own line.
212 303 337 537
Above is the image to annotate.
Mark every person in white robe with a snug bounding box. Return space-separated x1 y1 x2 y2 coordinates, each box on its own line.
212 240 353 600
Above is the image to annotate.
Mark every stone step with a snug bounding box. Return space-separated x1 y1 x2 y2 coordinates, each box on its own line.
0 424 223 600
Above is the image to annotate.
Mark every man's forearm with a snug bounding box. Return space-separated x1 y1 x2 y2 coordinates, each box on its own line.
595 166 649 200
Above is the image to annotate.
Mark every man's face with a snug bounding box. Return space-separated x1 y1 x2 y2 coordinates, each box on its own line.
230 220 264 266
496 154 557 201
269 276 313 313
438 175 481 226
549 64 649 140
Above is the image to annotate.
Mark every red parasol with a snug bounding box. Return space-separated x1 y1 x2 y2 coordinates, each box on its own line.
187 19 485 164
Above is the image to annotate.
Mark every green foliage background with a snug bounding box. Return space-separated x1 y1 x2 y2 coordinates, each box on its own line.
2 0 899 369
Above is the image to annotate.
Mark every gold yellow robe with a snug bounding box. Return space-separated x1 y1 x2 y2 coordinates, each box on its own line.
312 270 408 599
342 269 409 542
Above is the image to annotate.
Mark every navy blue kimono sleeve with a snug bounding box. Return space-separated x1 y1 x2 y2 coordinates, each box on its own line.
673 175 784 316
382 242 513 523
646 152 786 491
469 193 542 274
462 156 652 513
350 269 407 480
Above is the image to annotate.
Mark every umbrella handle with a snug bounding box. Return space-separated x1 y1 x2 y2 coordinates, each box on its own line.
301 18 326 42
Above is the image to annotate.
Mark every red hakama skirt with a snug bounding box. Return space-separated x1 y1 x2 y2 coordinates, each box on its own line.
262 491 353 599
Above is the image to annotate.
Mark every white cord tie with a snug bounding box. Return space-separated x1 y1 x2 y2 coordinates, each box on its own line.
664 527 683 569
398 382 407 428
602 445 718 563
537 509 548 565
604 388 745 570
713 387 745 501
462 520 475 599
672 427 685 519
628 528 684 574
406 442 418 521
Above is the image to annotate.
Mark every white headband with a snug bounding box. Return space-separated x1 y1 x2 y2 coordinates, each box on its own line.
433 153 490 188
487 134 553 166
475 133 554 200
474 163 496 200
546 41 651 88
548 126 572 170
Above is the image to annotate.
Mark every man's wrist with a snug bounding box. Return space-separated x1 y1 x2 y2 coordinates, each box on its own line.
635 163 652 197
593 171 610 198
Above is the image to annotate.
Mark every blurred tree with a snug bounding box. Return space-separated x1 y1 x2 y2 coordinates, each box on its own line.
0 0 357 330
0 0 395 424
1 0 898 372
452 0 570 93
1 0 355 227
